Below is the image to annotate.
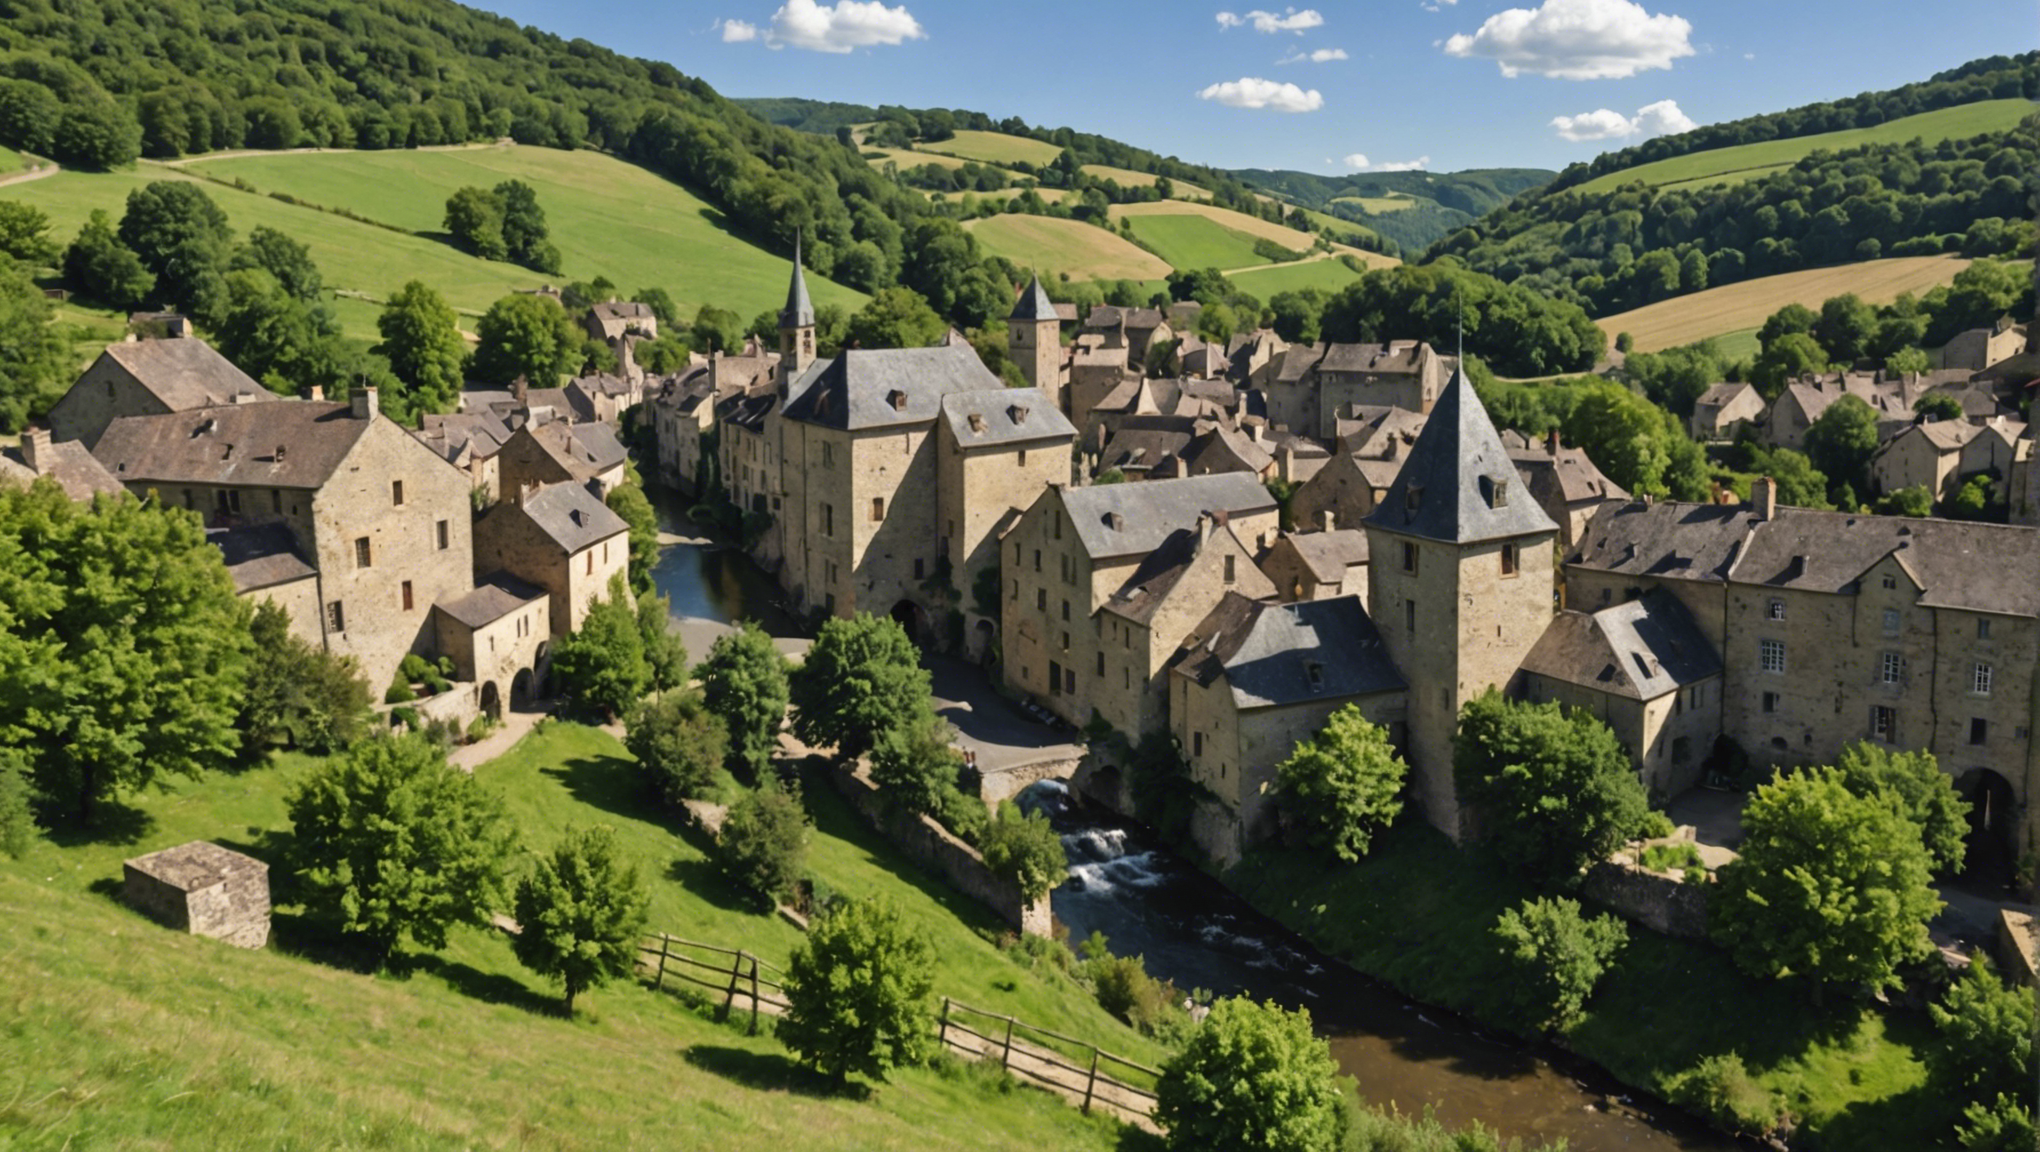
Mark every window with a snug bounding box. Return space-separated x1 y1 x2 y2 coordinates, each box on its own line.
437 519 450 550
1036 589 1047 610
1405 484 1421 511
1882 651 1902 684
870 496 884 522
1017 449 1027 466
1053 512 1062 541
1672 736 1692 765
1882 608 1901 634
1974 663 1993 695
1048 660 1062 694
1306 662 1323 690
1096 652 1105 676
1488 477 1508 508
354 536 372 569
325 600 345 633
1223 554 1236 584
821 442 833 468
1405 598 1416 632
1192 732 1204 757
1760 639 1785 674
1009 579 1018 602
1872 705 1896 742
391 479 404 506
1762 691 1778 713
1401 541 1418 574
822 504 834 536
1970 718 1988 746
1064 667 1075 694
1881 574 1896 590
1033 549 1042 573
1500 543 1518 577
271 489 282 513
913 558 926 580
1767 599 1785 620
1060 630 1069 652
401 581 413 611
1061 599 1070 622
1123 668 1130 689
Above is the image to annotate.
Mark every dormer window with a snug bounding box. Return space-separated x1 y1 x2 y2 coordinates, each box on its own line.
1768 599 1785 620
1404 484 1422 512
967 413 985 434
1482 475 1508 509
1306 662 1324 691
887 389 908 411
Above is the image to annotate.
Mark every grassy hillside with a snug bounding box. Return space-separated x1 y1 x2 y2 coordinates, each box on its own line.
1575 98 2040 193
1078 165 1207 199
923 131 1064 168
1596 254 1973 352
1118 213 1272 272
962 215 1171 282
1112 201 1399 271
0 723 1165 1151
1227 257 1372 297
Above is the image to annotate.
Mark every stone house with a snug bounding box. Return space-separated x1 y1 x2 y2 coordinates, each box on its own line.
1 428 125 500
1289 446 1404 530
1939 318 2025 372
1002 473 1278 738
1066 339 1134 434
123 841 270 949
1960 418 2026 498
90 387 476 696
1689 382 1766 441
1334 404 1427 456
1515 589 1723 799
1507 433 1631 549
472 482 630 638
413 411 512 504
1870 420 1980 501
935 388 1077 658
1764 375 1919 451
1172 424 1275 480
48 338 275 448
1007 276 1065 409
1225 329 1288 389
495 419 629 501
208 523 322 635
1309 342 1451 434
1259 526 1369 605
652 343 777 494
1082 305 1172 366
564 372 642 425
1171 593 1406 865
1097 415 1199 479
585 300 658 383
432 574 552 717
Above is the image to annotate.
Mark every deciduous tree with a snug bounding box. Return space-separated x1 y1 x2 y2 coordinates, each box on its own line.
1275 703 1406 862
635 589 688 693
696 624 791 777
117 181 235 322
1492 896 1628 1033
1832 742 1969 873
1155 997 1345 1152
789 612 930 758
843 285 947 351
866 704 961 817
0 200 57 266
0 259 66 431
511 824 651 1014
237 599 371 756
1928 955 2035 1106
374 281 467 421
230 225 323 302
980 801 1065 905
716 778 809 908
778 896 935 1083
444 185 507 261
471 292 583 386
605 482 659 596
624 690 726 806
61 209 154 312
1454 690 1649 886
1803 394 1880 499
548 573 650 719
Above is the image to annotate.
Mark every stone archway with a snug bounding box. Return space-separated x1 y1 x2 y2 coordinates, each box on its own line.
511 668 535 712
1956 768 2019 890
890 599 931 647
480 680 503 721
973 618 998 667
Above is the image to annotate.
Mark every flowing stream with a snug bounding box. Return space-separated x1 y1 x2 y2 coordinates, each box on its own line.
648 488 1744 1152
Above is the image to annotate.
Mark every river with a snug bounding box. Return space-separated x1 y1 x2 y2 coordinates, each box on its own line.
647 490 1744 1152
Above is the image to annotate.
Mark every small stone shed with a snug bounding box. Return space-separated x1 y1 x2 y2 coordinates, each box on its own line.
122 841 271 949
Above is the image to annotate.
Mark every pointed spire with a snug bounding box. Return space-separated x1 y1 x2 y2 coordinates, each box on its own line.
1010 273 1058 322
780 230 814 330
1364 368 1556 544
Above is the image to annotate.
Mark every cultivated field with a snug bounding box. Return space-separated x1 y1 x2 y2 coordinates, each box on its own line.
1227 256 1370 297
1118 212 1271 271
923 130 1064 168
962 214 1172 282
1575 98 2038 193
1329 193 1416 213
1596 254 1974 352
1112 200 1399 270
1077 164 1207 199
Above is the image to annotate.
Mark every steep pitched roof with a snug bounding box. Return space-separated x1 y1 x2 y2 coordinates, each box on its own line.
510 483 628 555
525 420 627 479
1519 589 1720 701
1010 276 1059 322
93 401 374 489
779 345 1003 431
1363 370 1557 544
1062 472 1275 561
940 388 1076 448
2 438 125 500
94 339 273 411
416 412 513 464
1317 341 1430 375
1694 382 1757 410
435 573 547 629
780 236 814 329
1509 442 1630 505
1099 416 1198 474
1567 501 1757 582
1175 593 1403 708
1279 528 1370 582
1176 424 1274 477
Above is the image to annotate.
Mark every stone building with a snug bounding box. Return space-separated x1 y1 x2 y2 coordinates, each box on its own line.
495 419 629 501
123 841 271 949
1 428 125 499
1263 341 1452 439
1689 382 1766 442
208 523 321 632
1259 526 1370 605
1939 318 2025 372
1171 593 1406 864
1288 445 1406 537
90 387 476 695
650 345 777 494
48 338 275 448
564 372 643 425
1007 276 1064 409
432 575 552 717
413 411 512 504
1507 433 1631 549
1082 305 1171 366
1871 420 1982 501
472 482 629 638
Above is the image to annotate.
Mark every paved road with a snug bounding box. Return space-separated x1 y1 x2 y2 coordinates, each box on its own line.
924 655 1083 773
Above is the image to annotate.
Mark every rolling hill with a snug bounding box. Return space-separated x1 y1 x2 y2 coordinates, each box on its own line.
1595 254 1975 353
1109 201 1399 272
960 214 1171 282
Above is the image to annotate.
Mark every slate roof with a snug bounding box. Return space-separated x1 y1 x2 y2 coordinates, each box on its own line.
1272 343 1326 386
1519 589 1720 702
528 420 627 479
1098 416 1198 473
93 401 373 489
514 483 628 554
591 301 653 323
1062 472 1275 561
2 438 125 500
207 524 316 593
1176 424 1274 477
1317 341 1429 375
94 339 273 411
1509 442 1630 505
416 412 514 464
780 237 814 329
1175 593 1404 709
1280 529 1370 582
1363 370 1558 544
1102 527 1204 624
1010 276 1059 322
1567 501 1757 582
435 572 547 629
1084 305 1165 331
780 344 1003 431
940 388 1076 448
1694 382 1755 410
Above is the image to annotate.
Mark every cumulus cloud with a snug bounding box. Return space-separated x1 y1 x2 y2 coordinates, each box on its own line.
1216 8 1325 33
761 0 925 53
1551 97 1696 140
1343 153 1430 171
1443 0 1694 80
1198 77 1325 113
1420 0 1457 9
719 18 759 42
1279 46 1348 63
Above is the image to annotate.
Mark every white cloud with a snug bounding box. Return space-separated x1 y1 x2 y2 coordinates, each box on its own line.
1279 46 1348 63
1198 77 1324 113
719 18 759 42
1216 8 1325 34
1344 153 1430 171
1551 97 1696 140
1420 0 1457 9
1443 0 1694 80
762 0 925 53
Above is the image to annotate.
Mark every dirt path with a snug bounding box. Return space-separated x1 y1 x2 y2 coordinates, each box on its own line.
1218 249 1339 277
938 1019 1160 1131
0 160 58 188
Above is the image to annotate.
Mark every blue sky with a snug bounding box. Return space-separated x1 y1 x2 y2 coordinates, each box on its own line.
486 0 2035 175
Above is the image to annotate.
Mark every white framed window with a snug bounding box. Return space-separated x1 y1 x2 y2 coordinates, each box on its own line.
1767 599 1785 620
1760 639 1786 674
1974 663 1993 695
1882 651 1902 684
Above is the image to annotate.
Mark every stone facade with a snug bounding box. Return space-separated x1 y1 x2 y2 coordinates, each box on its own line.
433 577 552 716
49 338 274 448
123 841 271 949
471 483 629 637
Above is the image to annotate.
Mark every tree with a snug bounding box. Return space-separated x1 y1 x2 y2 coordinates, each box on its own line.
0 747 32 858
230 225 322 302
866 704 960 816
1491 896 1628 1033
117 181 235 322
471 292 583 386
631 286 678 328
511 825 651 1014
374 281 467 421
1878 481 1934 517
212 268 356 395
1275 703 1406 862
1954 1096 2036 1152
286 733 513 965
548 573 650 719
778 896 935 1083
697 624 791 777
1814 294 1878 363
606 483 660 596
843 286 947 351
1739 445 1830 509
1913 391 1966 422
444 186 507 261
789 612 931 758
1831 742 1969 873
52 100 141 170
0 201 57 266
635 589 689 694
62 209 154 311
1803 394 1880 498
1711 767 1939 998
493 180 555 272
1928 955 2035 1107
0 484 250 824
716 778 809 908
237 599 372 756
1751 331 1829 394
689 304 746 355
0 260 67 431
1454 690 1649 886
1154 997 1345 1152
1562 384 1674 498
624 690 726 806
1886 346 1932 378
979 801 1065 905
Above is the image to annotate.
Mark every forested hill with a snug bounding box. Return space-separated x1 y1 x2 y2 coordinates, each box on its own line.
1226 167 1553 252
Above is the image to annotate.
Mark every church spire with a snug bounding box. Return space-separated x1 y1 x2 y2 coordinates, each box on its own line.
780 230 815 331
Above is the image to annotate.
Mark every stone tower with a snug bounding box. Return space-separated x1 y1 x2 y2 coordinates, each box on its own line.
1363 369 1558 839
777 233 816 393
1007 275 1062 410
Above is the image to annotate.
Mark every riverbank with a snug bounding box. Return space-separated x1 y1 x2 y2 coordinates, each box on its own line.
1225 822 1950 1149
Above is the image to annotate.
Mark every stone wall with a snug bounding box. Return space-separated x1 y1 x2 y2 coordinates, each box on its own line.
123 841 271 949
1582 860 1711 939
978 754 1085 806
824 758 1050 936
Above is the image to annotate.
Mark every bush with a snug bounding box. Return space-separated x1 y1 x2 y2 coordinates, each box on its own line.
779 896 935 1083
1274 704 1406 862
1635 810 1675 839
389 706 420 730
1669 1052 1783 1136
1639 841 1703 874
716 780 809 909
1155 997 1344 1152
383 679 416 705
624 691 729 806
1491 897 1628 1033
979 802 1066 904
464 716 492 745
510 825 651 1015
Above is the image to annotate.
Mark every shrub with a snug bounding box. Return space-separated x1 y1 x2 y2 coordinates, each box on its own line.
979 802 1066 904
464 716 492 745
383 679 416 705
0 751 33 858
1078 932 1181 1037
624 691 729 806
389 706 420 729
1635 810 1676 839
1491 897 1628 1033
1155 997 1344 1152
778 896 935 1083
1669 1052 1782 1136
1639 841 1703 874
1274 704 1406 862
716 780 809 909
510 824 651 1015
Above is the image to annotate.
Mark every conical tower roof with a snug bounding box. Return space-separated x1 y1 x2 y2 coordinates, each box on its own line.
1364 369 1556 544
1010 274 1058 322
779 232 815 330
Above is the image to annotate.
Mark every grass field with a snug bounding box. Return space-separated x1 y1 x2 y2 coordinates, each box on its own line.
1226 257 1370 297
1117 212 1272 271
922 130 1064 168
0 722 1167 1151
962 214 1171 282
1077 165 1207 200
1576 98 2038 193
1328 193 1416 213
1111 201 1398 270
1595 254 1973 352
0 144 23 172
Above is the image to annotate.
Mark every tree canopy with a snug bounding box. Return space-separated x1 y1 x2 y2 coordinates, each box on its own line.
511 824 651 1014
788 613 930 758
1831 742 1969 873
979 801 1066 905
1155 997 1345 1152
1492 896 1628 1033
778 896 935 1083
548 573 650 719
1275 704 1406 862
696 623 791 777
375 281 467 422
624 690 726 807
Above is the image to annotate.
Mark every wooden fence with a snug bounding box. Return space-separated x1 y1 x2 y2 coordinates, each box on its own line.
937 997 1160 1123
638 933 789 1035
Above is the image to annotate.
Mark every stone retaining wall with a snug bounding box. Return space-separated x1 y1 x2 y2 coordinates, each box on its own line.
1582 860 1711 939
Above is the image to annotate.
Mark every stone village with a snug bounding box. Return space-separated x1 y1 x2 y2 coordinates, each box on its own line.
9 254 2038 887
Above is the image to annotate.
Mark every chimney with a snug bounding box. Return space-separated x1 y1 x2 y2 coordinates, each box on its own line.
21 427 49 471
275 445 287 463
351 385 379 422
1318 509 1335 532
1751 475 1777 520
517 481 539 508
1546 428 1561 456
1196 511 1214 550
513 375 530 406
1385 437 1400 461
300 384 323 402
708 349 720 391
